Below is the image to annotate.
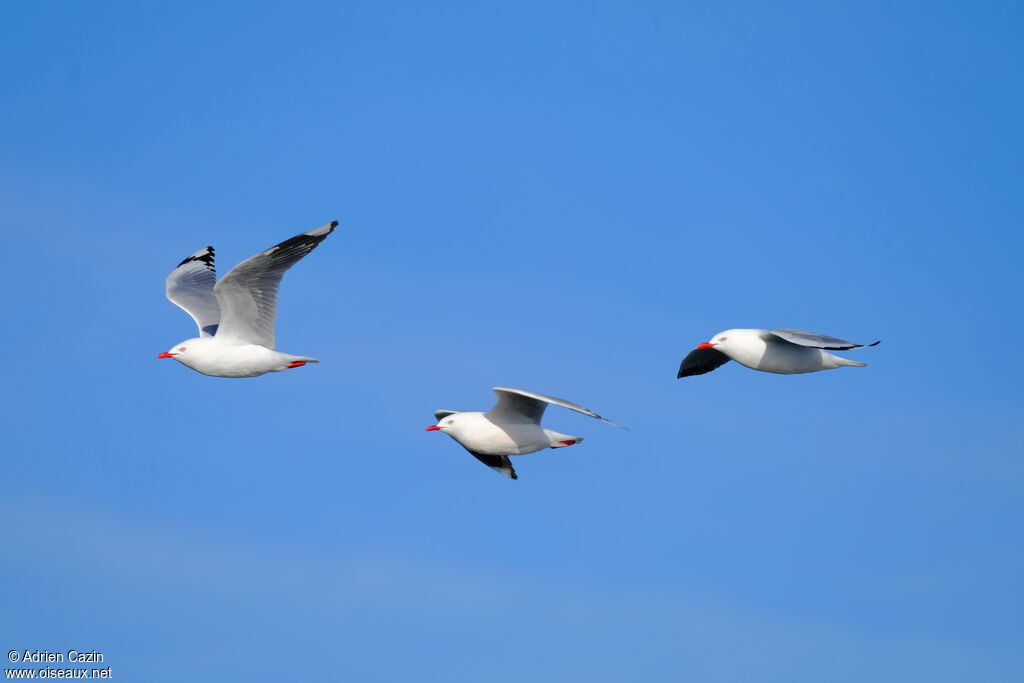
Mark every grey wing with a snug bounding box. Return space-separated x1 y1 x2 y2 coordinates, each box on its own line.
466 449 518 480
768 328 880 350
213 221 338 347
435 410 464 421
677 347 731 378
165 246 221 337
488 387 622 427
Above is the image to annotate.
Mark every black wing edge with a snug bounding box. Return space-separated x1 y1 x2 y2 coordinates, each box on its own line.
468 450 518 480
770 329 882 350
266 221 337 259
176 246 215 269
815 339 882 351
677 347 731 378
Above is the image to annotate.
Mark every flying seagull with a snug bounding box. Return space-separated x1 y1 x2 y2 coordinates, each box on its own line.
677 328 880 377
426 387 624 479
158 221 338 378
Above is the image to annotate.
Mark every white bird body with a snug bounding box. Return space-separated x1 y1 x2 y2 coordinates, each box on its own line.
162 336 318 378
715 329 863 374
427 387 621 479
436 411 580 456
159 221 337 378
677 327 879 378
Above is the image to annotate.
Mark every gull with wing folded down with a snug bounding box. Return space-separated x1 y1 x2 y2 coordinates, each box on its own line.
158 221 338 378
677 328 880 378
426 387 624 480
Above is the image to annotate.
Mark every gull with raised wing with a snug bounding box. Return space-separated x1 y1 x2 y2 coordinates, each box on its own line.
677 328 880 378
426 387 624 480
158 221 338 378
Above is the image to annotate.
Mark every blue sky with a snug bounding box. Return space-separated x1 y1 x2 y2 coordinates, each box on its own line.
1 1 1022 681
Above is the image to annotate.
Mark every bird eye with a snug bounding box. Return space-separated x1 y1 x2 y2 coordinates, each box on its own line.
446 420 454 425
179 347 187 352
719 337 727 342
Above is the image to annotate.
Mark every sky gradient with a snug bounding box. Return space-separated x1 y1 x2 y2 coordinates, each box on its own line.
1 1 1022 681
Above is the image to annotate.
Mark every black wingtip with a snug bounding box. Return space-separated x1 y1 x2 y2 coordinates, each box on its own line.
676 347 731 378
176 246 215 268
510 471 519 480
868 340 881 347
330 220 339 229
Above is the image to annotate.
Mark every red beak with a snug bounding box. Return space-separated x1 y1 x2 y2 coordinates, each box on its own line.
425 425 441 431
156 352 176 359
696 342 715 350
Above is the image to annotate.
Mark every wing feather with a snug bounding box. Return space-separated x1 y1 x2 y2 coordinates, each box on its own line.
768 328 880 350
165 246 220 337
213 221 337 347
488 387 622 427
466 449 518 479
677 347 731 378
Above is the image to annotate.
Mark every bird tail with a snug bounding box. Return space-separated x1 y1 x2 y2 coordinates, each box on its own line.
279 354 320 370
545 429 583 448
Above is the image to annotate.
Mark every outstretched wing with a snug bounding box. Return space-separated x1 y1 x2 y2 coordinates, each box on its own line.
677 347 731 378
488 387 622 427
165 246 221 337
768 328 880 350
466 449 518 480
213 221 338 348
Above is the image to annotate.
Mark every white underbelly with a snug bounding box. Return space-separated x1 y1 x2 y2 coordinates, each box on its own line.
186 344 282 378
460 420 551 455
739 343 824 374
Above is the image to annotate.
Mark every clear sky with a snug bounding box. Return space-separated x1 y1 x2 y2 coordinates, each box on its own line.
1 1 1022 681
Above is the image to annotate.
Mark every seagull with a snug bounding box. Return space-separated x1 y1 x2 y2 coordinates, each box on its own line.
158 221 338 378
426 387 623 480
677 328 880 377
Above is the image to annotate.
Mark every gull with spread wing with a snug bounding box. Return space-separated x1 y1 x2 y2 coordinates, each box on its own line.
677 328 880 378
158 221 338 378
426 387 624 480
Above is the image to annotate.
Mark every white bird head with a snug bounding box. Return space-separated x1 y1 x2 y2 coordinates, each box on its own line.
425 413 488 442
696 328 758 354
426 414 461 435
157 337 205 364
